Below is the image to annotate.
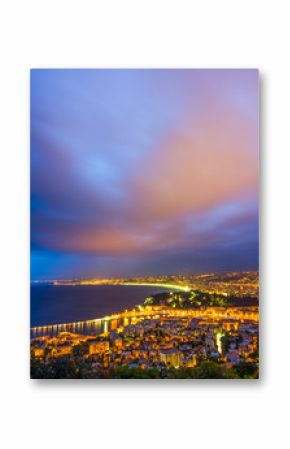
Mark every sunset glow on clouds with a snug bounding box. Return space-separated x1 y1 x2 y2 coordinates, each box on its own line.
31 69 258 279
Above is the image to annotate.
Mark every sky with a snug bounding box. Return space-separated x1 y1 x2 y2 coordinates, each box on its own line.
31 69 259 279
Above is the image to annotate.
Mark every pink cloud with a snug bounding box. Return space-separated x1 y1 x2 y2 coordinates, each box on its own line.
129 95 258 224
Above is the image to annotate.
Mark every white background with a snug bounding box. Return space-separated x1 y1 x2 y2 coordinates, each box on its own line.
0 1 289 448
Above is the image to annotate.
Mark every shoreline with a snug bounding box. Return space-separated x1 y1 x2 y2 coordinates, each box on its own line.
121 282 190 292
30 283 175 329
33 280 191 292
31 282 258 330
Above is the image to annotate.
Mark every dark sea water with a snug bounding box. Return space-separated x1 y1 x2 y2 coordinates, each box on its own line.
30 284 169 327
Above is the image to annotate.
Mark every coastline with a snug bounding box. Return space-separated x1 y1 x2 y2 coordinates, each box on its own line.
30 283 174 328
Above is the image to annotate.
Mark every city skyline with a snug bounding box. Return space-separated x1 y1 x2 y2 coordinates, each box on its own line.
31 69 259 279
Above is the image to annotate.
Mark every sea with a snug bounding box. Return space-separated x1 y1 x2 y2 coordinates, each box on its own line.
30 284 170 327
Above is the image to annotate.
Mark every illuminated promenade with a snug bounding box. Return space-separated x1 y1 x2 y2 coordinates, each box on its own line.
122 282 191 292
52 280 191 292
31 306 258 337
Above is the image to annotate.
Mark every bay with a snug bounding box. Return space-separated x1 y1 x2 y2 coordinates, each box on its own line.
30 284 170 327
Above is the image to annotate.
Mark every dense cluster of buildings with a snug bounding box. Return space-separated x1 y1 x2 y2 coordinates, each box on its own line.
125 272 259 298
31 310 258 371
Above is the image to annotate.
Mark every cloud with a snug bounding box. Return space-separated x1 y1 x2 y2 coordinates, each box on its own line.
129 94 258 224
30 69 259 276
